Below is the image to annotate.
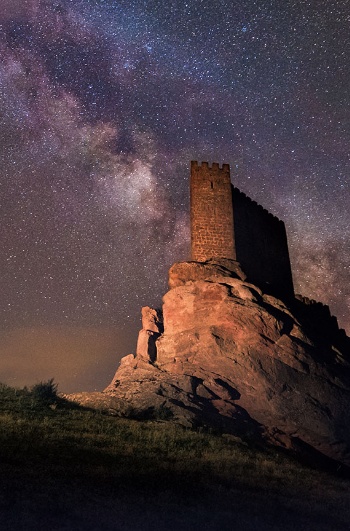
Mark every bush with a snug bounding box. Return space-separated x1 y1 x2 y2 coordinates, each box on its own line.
31 379 58 406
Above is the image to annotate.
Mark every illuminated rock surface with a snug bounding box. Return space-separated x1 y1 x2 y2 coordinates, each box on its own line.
70 261 350 467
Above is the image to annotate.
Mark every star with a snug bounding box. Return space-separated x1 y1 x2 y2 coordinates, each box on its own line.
0 0 349 391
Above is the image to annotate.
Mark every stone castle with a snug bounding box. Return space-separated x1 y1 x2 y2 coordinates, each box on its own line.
70 159 350 469
190 160 294 299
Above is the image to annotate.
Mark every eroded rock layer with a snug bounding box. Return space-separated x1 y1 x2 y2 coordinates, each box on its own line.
78 261 350 467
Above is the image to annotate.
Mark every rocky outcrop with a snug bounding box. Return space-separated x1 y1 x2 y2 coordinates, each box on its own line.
167 258 247 288
79 261 350 467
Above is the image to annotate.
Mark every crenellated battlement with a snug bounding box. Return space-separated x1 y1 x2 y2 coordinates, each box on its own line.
293 294 349 351
191 160 230 173
232 187 284 225
294 294 339 329
190 161 294 299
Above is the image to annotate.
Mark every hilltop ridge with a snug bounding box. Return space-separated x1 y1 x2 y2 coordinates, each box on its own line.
70 259 350 468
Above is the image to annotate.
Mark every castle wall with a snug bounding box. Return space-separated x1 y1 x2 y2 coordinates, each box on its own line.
190 161 294 299
190 161 235 261
232 188 294 299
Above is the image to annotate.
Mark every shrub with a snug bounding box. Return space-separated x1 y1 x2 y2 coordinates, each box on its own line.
31 378 58 406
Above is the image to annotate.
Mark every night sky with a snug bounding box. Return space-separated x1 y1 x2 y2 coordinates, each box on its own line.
1 0 349 392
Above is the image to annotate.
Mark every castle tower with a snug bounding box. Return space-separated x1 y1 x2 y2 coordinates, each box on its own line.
190 161 236 261
190 160 294 299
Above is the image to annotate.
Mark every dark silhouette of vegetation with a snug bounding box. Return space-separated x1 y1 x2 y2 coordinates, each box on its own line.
31 378 58 406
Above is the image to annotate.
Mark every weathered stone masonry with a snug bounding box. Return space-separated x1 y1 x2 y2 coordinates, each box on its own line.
190 160 294 299
190 161 235 261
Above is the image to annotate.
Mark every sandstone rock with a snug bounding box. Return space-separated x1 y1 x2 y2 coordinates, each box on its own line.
136 329 158 362
168 259 246 289
119 306 164 366
141 306 163 333
85 261 350 468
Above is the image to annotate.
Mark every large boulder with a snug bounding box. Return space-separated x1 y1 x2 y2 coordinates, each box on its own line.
95 261 350 466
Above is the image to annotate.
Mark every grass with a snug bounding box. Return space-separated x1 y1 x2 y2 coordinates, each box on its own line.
0 382 349 530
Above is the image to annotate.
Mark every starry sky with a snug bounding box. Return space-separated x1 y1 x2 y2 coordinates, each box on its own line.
1 0 349 392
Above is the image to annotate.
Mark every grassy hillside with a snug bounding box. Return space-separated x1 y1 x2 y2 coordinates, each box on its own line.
0 382 349 530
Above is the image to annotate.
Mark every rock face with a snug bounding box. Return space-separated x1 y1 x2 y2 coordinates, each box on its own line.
103 260 350 467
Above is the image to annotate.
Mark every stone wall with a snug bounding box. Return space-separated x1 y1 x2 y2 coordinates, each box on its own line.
232 188 294 299
190 161 235 261
190 161 294 299
294 295 341 340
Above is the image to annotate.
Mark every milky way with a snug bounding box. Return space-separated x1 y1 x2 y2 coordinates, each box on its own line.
0 0 349 391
